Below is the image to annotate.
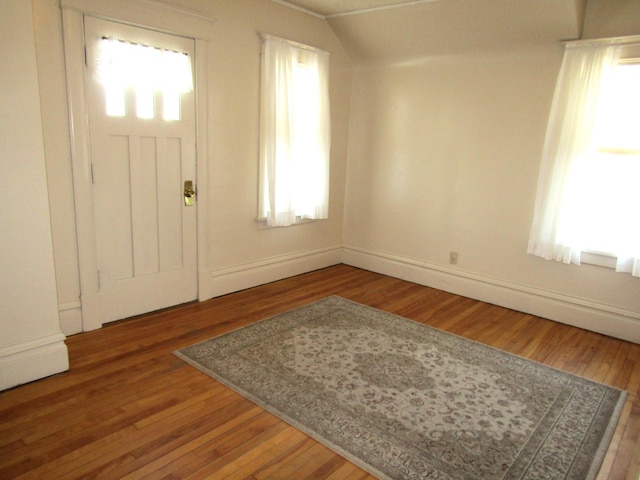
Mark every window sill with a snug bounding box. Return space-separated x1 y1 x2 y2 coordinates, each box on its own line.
581 250 617 269
255 217 317 230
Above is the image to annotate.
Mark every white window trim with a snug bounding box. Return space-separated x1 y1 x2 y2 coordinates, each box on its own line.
580 250 618 269
255 216 317 230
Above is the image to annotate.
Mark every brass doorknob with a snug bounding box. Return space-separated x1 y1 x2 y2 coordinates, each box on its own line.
184 180 196 206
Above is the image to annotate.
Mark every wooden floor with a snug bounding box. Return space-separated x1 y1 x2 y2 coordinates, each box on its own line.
1 265 639 479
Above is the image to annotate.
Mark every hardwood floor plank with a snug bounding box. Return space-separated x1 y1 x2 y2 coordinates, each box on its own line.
216 427 310 480
325 462 368 480
119 406 265 480
0 265 637 479
184 422 292 480
295 444 346 479
253 437 319 479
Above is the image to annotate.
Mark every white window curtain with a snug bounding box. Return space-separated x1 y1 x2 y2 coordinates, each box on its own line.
96 37 193 120
258 35 331 227
527 41 640 277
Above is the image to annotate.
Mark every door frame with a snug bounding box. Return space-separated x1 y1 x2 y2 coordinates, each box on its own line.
61 0 214 331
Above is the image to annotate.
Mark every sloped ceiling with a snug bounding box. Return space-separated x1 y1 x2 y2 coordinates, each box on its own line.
276 0 584 65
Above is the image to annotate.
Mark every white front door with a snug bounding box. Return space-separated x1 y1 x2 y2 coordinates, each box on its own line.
83 16 197 323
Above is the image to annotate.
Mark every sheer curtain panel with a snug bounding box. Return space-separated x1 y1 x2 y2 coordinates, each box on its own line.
258 35 331 227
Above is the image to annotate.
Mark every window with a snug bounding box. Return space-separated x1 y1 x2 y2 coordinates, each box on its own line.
258 35 331 227
528 40 640 277
96 37 193 120
571 63 640 256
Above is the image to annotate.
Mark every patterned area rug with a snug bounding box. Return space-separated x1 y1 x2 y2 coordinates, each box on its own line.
175 296 626 480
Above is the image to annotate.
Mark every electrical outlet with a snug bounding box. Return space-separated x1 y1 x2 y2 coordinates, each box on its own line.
449 252 458 265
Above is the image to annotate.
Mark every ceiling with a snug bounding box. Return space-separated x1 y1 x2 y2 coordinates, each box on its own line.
274 0 429 17
273 0 583 65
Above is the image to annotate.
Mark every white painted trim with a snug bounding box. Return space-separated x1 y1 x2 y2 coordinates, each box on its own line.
59 301 83 336
563 34 640 48
200 246 343 300
194 37 211 302
326 0 442 18
62 8 101 331
0 334 69 391
269 0 326 19
343 245 640 344
0 333 66 357
61 0 217 37
270 0 443 19
59 301 82 311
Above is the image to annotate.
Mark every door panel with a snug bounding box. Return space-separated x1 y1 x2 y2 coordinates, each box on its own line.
158 137 185 272
84 16 197 323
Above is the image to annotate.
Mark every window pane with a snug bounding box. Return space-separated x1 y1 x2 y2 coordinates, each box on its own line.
105 85 126 117
163 91 180 121
136 88 154 119
593 64 640 153
97 37 193 121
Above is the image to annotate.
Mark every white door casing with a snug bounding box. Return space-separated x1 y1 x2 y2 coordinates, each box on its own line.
61 0 214 331
84 16 197 324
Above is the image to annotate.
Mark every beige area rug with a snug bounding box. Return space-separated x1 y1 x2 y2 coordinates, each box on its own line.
175 296 626 479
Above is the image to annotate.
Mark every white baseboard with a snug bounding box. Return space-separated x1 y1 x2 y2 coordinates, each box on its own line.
343 245 640 344
199 245 343 301
0 333 69 391
59 301 83 336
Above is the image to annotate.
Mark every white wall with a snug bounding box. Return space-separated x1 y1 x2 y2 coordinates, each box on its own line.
0 0 69 390
341 0 640 342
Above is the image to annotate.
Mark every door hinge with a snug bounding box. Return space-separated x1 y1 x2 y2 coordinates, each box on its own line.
91 163 96 184
97 270 102 290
